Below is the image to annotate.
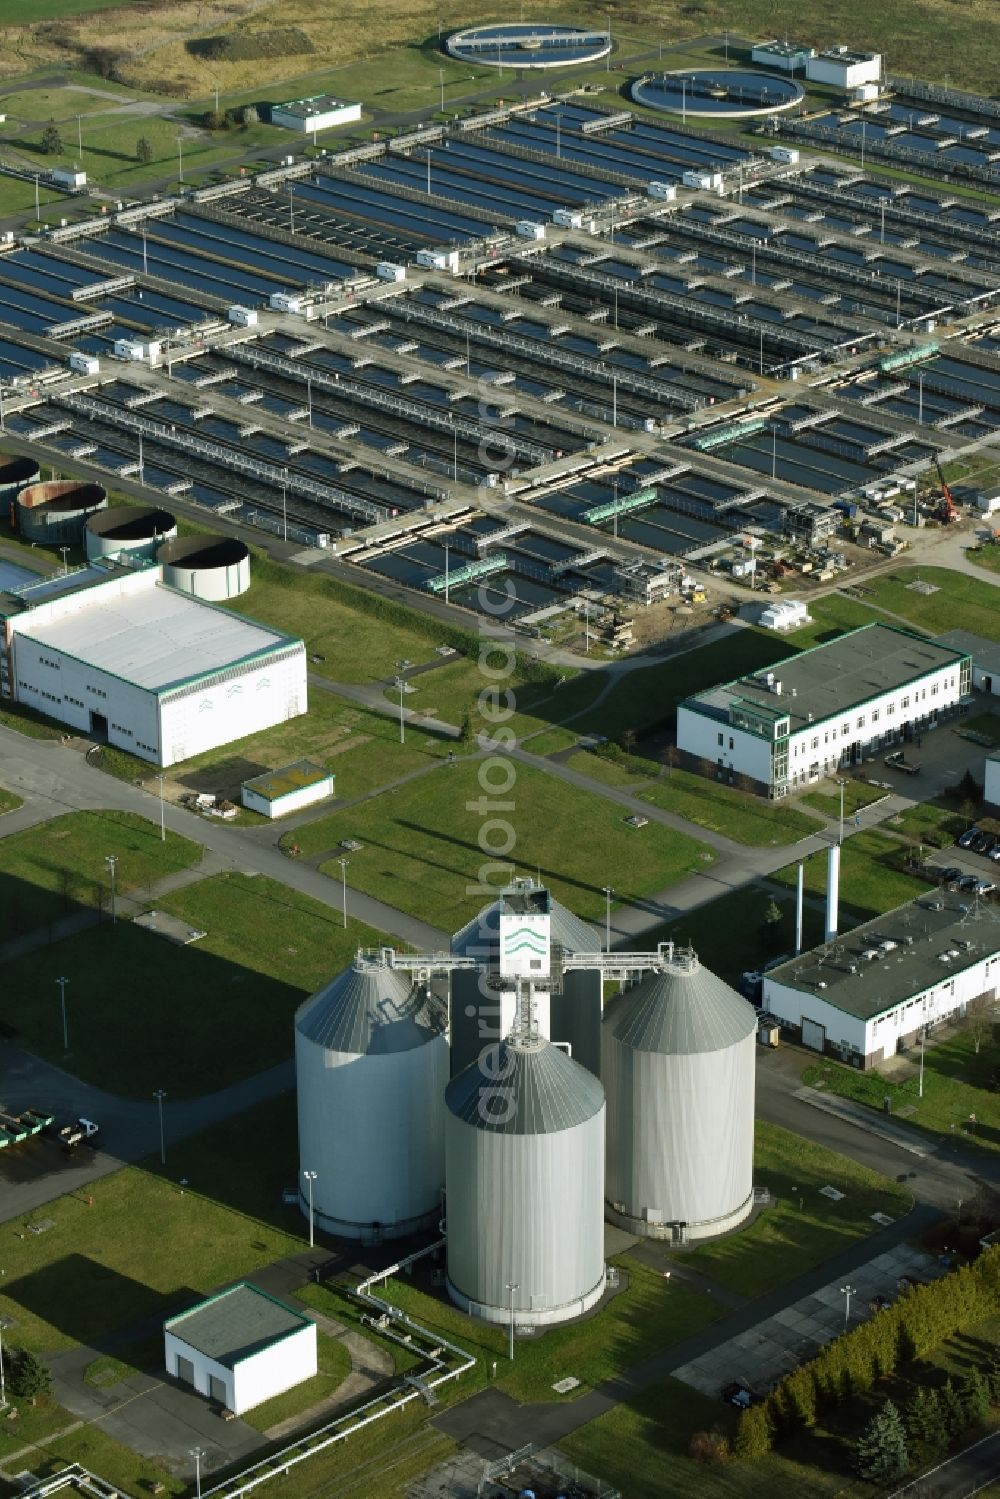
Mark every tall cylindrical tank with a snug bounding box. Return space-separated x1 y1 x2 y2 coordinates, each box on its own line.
16 480 107 544
157 535 250 600
294 956 449 1242
0 456 40 516
445 1033 606 1326
85 504 177 563
602 949 757 1243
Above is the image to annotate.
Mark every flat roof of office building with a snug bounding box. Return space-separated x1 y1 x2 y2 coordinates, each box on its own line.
766 888 1000 1021
165 1283 311 1367
19 581 299 693
684 623 968 733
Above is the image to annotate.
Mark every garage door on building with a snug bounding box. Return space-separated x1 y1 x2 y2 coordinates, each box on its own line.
176 1355 194 1387
209 1374 228 1406
801 1017 826 1053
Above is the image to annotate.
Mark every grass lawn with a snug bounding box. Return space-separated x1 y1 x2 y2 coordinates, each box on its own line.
0 175 64 218
641 886 828 989
226 556 461 687
789 592 883 646
14 113 286 189
967 545 1000 576
0 697 69 739
686 1123 912 1296
801 779 891 818
567 747 661 788
0 787 23 813
641 769 825 847
962 711 1000 746
0 809 201 944
95 689 450 805
862 568 1000 642
770 829 932 920
802 1028 1000 1156
310 1256 722 1407
0 872 393 1094
0 0 139 18
0 1097 304 1358
290 758 712 928
241 1330 354 1433
521 726 584 757
3 85 132 121
889 799 968 848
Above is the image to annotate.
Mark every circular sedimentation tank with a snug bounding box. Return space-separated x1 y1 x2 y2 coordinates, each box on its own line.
632 68 804 118
16 479 107 544
294 957 450 1241
445 22 611 70
0 456 41 504
157 535 250 601
602 947 758 1242
445 1031 607 1326
85 504 177 563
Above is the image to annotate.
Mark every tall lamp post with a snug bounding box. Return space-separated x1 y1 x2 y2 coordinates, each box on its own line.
0 1318 10 1408
154 1089 167 1165
105 854 118 925
395 660 412 744
337 858 349 929
156 772 166 842
190 1448 204 1499
303 1170 318 1248
602 886 613 952
836 778 846 846
56 975 70 1051
506 1281 519 1362
841 1283 855 1325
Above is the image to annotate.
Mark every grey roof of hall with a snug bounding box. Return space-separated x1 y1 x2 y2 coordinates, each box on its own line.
937 629 1000 678
296 960 446 1056
165 1283 310 1368
684 624 968 735
765 889 1000 1022
452 893 598 960
446 1033 605 1134
603 957 758 1055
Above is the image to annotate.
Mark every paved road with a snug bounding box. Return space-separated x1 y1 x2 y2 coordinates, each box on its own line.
889 1431 1000 1497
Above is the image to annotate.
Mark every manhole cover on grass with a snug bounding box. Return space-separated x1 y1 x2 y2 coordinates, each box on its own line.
871 1212 895 1227
907 581 939 595
819 1186 846 1202
553 1377 581 1394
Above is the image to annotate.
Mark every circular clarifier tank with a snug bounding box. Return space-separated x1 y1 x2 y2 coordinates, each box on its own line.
0 455 41 501
446 22 611 70
16 479 107 544
632 68 804 118
85 505 177 563
157 534 250 601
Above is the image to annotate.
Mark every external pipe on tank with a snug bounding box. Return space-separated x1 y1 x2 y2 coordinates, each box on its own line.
825 844 841 944
795 862 804 955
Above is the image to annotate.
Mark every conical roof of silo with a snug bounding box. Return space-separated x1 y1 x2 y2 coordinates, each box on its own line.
295 959 445 1057
451 895 596 960
603 955 757 1055
445 1033 604 1134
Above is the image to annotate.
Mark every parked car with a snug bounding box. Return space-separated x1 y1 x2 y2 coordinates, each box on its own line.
721 1379 764 1409
971 832 993 854
957 827 980 849
957 874 980 892
936 866 962 885
972 879 996 896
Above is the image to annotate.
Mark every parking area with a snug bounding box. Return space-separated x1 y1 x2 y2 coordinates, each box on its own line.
672 1245 945 1400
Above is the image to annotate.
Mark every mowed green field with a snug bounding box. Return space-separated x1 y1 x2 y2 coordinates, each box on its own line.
1 0 139 19
290 758 712 928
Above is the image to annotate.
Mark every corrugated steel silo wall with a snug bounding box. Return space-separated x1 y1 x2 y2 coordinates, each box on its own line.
450 969 505 1077
605 1031 755 1227
551 969 602 1079
296 1028 448 1233
445 1105 605 1316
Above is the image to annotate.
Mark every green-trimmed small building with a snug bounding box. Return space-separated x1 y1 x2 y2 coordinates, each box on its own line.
242 760 334 819
164 1282 317 1414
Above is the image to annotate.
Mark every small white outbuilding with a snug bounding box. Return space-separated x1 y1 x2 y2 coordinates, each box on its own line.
164 1283 317 1415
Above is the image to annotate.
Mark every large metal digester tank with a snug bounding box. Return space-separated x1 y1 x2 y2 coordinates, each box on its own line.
602 946 757 1243
294 953 449 1242
445 1029 606 1326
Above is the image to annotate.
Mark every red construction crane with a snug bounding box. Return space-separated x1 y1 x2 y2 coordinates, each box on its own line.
933 457 957 523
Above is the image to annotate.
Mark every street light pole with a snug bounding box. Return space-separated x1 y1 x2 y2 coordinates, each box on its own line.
337 858 348 929
841 1283 854 1324
919 1022 926 1098
190 1448 204 1499
837 778 846 846
154 1089 167 1165
56 976 69 1051
506 1281 519 1361
105 854 118 925
602 886 613 951
0 1319 8 1408
444 542 450 605
303 1170 318 1248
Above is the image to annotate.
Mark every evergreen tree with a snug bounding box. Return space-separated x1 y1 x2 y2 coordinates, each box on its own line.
855 1400 909 1484
136 136 153 164
41 122 63 156
8 1348 53 1402
985 1354 1000 1404
959 1368 991 1427
939 1377 966 1439
905 1386 948 1462
733 1403 772 1462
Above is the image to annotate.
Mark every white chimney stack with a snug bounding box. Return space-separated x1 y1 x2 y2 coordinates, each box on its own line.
825 845 840 943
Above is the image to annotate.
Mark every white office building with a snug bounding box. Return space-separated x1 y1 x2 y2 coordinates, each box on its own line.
270 96 362 133
750 40 815 74
986 753 1000 810
937 630 1000 698
676 623 970 798
763 891 1000 1069
0 564 306 767
165 1283 317 1415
